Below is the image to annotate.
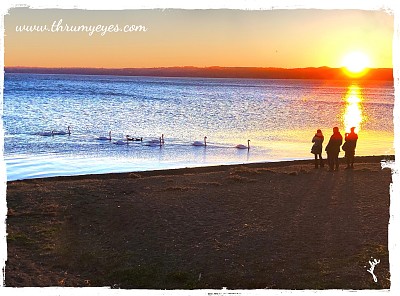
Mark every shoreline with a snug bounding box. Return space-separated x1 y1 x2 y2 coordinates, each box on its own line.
5 155 394 288
7 154 395 183
5 67 394 81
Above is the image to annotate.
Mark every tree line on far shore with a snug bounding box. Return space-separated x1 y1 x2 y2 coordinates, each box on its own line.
5 66 393 81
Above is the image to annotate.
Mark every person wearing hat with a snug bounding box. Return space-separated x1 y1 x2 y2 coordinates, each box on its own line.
342 127 359 169
311 129 324 168
325 127 343 171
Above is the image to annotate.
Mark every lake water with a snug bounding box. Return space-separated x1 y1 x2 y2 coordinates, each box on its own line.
3 73 395 181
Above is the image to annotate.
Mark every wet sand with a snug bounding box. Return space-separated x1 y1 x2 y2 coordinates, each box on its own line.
5 156 393 289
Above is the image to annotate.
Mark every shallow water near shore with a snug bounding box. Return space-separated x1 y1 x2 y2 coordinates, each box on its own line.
3 73 394 181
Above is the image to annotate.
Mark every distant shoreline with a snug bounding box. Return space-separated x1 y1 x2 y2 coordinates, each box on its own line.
5 66 394 81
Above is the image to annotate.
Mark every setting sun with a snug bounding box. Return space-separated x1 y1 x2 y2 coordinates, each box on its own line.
341 51 371 77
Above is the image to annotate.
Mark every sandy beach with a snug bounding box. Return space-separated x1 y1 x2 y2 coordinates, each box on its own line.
5 156 393 289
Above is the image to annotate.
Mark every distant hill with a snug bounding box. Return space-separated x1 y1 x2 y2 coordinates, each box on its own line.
4 66 393 81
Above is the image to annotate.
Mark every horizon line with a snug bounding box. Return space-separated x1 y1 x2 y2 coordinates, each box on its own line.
5 66 393 81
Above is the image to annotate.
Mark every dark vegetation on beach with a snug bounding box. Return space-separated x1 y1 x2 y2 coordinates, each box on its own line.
5 156 393 289
5 66 393 80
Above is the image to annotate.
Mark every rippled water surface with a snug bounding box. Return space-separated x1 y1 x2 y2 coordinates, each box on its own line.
3 73 394 180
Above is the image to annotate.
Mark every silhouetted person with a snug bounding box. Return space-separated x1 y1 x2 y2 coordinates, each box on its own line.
343 127 358 169
325 127 343 171
311 129 324 168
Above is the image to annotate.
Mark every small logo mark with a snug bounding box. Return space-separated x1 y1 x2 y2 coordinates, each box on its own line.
366 257 380 282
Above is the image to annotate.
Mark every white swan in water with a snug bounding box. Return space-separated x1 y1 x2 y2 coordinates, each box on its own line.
53 126 71 135
148 134 164 144
97 131 112 141
145 134 164 146
144 137 162 147
236 139 250 150
114 135 129 145
192 136 207 146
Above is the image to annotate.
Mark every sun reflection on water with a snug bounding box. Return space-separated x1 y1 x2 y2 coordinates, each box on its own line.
342 85 366 133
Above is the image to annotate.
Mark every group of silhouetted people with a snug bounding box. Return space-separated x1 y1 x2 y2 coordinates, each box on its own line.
311 126 358 171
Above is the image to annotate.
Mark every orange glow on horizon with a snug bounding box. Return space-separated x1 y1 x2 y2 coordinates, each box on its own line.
341 67 370 78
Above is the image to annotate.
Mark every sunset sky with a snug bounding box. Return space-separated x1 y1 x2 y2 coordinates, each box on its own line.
4 8 393 69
